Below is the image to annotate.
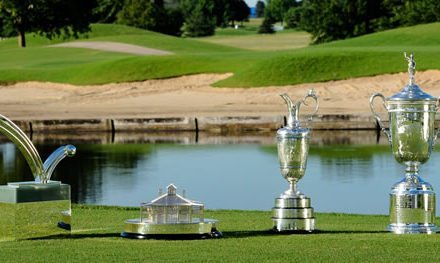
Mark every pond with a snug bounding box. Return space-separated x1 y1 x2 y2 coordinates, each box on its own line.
1 130 440 215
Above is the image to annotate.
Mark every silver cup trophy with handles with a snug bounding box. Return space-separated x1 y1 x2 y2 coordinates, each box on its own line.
370 53 439 234
272 90 318 232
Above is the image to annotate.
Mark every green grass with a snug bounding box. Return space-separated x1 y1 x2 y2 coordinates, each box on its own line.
2 205 440 262
0 22 440 86
198 29 310 51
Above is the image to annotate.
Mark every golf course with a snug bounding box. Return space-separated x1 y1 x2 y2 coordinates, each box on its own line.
0 205 439 262
2 14 440 262
1 21 440 87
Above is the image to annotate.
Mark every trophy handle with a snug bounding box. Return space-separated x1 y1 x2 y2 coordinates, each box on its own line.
369 93 391 142
434 98 440 146
302 89 319 121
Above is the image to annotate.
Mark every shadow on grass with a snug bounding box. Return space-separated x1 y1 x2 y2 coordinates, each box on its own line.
29 233 121 240
30 229 388 241
221 229 387 239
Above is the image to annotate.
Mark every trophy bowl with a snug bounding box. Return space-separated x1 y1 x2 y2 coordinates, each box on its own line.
370 53 439 234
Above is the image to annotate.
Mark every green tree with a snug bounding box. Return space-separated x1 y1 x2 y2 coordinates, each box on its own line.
93 0 124 23
230 0 250 26
386 0 440 26
0 0 97 47
284 6 301 29
213 0 232 27
258 7 275 33
256 0 265 18
298 0 387 43
117 0 183 36
181 0 216 37
213 0 249 27
267 0 298 24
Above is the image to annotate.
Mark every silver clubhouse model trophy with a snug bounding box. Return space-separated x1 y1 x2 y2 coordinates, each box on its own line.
0 115 76 240
370 53 439 234
272 90 318 232
122 184 222 239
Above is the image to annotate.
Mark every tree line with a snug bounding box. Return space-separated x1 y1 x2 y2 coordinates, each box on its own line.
259 0 440 43
0 0 250 47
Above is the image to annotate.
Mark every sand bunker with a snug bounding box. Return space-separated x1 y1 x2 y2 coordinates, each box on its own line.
51 41 172 55
1 70 440 120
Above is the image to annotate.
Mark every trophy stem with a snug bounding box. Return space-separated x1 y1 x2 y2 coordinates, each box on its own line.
281 181 302 198
289 181 297 195
404 162 420 183
405 162 419 176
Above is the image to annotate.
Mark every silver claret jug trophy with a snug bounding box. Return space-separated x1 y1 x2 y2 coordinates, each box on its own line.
370 53 439 234
272 90 318 233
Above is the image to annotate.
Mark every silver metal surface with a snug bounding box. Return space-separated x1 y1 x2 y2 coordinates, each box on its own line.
0 182 71 241
272 90 318 232
0 114 76 183
273 207 314 218
123 184 220 237
272 218 315 232
369 53 439 234
387 223 437 234
0 114 76 240
275 197 311 208
277 90 318 198
123 218 218 235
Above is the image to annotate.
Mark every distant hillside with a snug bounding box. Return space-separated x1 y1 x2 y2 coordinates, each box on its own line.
0 23 439 86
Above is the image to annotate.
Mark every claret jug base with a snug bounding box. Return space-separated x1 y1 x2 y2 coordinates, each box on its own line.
272 195 315 232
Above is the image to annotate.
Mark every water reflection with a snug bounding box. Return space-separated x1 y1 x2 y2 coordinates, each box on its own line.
1 130 439 215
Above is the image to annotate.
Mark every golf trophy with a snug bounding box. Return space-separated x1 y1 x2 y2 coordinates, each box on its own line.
370 53 439 234
0 114 76 240
272 90 318 232
122 184 222 239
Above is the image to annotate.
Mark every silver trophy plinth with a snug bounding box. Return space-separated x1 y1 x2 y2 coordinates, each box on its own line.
122 184 222 239
370 53 439 234
272 90 318 232
0 115 76 240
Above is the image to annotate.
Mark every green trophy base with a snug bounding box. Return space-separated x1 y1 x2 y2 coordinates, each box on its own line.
0 181 71 241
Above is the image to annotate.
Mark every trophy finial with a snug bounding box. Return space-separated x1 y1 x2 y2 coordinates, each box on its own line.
404 52 416 86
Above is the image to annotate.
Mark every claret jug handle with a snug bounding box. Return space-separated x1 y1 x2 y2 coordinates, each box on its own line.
369 92 391 142
280 89 319 128
303 89 319 121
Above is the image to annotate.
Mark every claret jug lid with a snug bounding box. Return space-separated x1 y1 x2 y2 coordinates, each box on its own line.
387 53 437 103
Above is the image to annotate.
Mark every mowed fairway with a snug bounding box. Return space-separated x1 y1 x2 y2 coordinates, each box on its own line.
0 22 440 86
197 30 311 51
197 19 311 51
1 205 440 262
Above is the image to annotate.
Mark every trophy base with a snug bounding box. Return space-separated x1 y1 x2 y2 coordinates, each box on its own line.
0 181 71 241
272 218 315 232
389 175 436 234
387 223 437 234
121 218 222 239
272 196 315 232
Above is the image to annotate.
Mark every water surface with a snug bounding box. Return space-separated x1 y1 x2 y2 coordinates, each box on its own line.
1 131 439 215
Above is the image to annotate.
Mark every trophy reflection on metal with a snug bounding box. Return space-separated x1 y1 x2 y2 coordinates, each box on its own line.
122 184 222 239
0 115 76 240
370 53 439 234
272 90 318 232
